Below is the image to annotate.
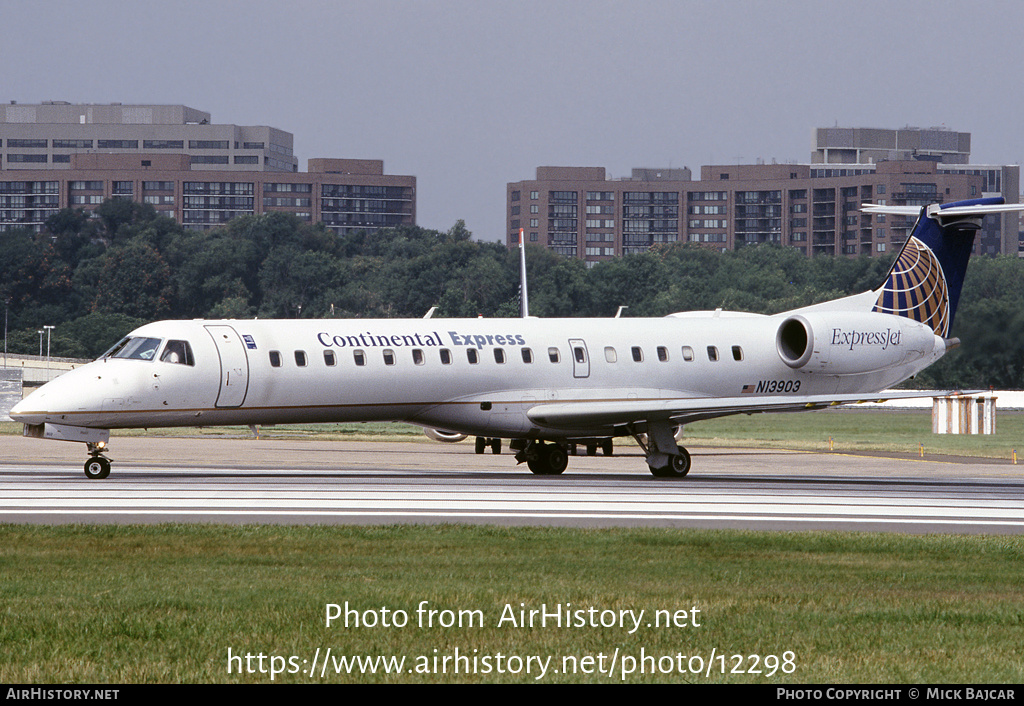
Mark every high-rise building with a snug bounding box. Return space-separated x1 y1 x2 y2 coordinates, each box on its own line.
1 102 298 172
0 103 415 235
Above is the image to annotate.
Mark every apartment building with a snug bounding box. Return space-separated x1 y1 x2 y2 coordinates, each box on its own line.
508 128 1019 263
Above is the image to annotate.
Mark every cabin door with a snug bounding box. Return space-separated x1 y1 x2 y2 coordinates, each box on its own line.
204 325 250 408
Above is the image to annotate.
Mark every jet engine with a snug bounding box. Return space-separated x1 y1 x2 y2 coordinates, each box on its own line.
422 427 468 443
775 312 939 376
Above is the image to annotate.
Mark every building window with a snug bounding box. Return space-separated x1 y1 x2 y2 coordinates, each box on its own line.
143 140 184 149
97 140 139 149
7 139 48 148
189 140 230 149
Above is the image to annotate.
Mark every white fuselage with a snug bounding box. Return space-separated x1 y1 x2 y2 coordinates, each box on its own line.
13 304 946 441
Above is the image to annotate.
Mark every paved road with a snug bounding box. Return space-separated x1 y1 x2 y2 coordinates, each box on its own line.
1 436 1022 532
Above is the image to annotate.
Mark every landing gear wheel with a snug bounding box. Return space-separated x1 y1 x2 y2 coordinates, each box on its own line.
601 439 613 456
490 438 502 455
84 457 111 480
648 446 691 479
586 443 597 456
527 443 569 475
475 437 486 454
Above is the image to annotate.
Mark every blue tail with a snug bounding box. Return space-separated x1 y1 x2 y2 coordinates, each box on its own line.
873 197 1001 337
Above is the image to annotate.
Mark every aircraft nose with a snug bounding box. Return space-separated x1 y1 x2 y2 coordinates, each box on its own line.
9 390 45 424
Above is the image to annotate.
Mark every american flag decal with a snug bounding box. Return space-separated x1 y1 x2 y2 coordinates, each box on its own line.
741 384 756 394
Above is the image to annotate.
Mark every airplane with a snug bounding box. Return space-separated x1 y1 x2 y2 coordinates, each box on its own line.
10 197 1024 480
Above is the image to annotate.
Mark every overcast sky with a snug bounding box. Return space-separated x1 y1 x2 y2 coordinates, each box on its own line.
3 0 1022 241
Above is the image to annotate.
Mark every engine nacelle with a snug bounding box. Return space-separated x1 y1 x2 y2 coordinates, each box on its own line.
776 312 939 375
422 427 468 443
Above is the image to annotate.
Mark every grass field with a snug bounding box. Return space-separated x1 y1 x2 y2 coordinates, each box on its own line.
1 525 1022 684
2 410 1021 683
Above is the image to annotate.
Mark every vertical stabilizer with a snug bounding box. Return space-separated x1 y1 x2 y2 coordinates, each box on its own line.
865 197 1014 337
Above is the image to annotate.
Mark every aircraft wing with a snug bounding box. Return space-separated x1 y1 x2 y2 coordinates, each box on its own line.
526 389 952 431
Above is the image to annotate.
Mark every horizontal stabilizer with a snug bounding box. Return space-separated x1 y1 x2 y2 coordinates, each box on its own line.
861 201 1024 220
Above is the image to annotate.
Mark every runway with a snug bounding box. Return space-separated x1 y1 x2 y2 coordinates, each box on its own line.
1 436 1022 533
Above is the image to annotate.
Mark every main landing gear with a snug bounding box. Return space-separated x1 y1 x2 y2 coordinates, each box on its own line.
630 423 692 479
474 437 502 455
513 440 569 475
83 442 112 480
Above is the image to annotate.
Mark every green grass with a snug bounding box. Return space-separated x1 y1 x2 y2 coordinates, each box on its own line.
682 409 1024 461
1 525 1022 683
4 408 1022 458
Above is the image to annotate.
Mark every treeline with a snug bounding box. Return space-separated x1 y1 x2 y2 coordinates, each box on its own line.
1 200 1022 387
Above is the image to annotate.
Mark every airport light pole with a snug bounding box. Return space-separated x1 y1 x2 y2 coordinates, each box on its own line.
44 325 54 380
37 330 43 357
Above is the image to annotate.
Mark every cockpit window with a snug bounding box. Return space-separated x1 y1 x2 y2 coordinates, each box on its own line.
100 336 131 359
110 337 163 361
160 340 195 366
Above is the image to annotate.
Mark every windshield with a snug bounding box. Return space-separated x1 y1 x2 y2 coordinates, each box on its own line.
107 336 163 361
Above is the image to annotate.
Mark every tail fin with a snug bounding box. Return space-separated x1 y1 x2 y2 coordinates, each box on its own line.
862 197 1022 338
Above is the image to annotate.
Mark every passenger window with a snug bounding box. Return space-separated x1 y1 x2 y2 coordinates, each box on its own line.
353 350 366 366
440 348 452 365
494 349 506 364
548 347 560 363
161 340 194 366
631 346 643 362
682 346 694 362
573 347 586 364
383 349 396 366
295 351 307 367
467 349 479 364
657 346 668 362
412 349 424 365
521 348 533 363
707 346 719 362
269 351 282 367
323 350 336 366
732 345 743 361
605 347 617 363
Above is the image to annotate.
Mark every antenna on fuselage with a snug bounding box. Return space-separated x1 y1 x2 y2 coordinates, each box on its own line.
519 227 529 318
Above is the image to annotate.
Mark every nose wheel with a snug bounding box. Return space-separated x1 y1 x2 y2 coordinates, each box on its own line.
84 443 111 479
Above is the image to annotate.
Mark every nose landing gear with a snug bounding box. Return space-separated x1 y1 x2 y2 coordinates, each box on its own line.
84 443 112 480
